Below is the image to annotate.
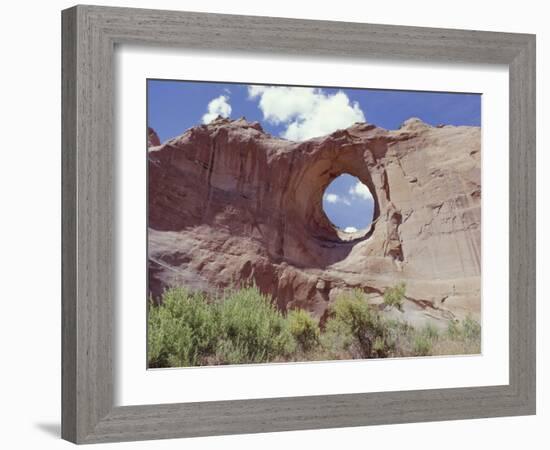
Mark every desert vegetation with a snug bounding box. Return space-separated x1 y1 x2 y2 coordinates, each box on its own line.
148 284 481 368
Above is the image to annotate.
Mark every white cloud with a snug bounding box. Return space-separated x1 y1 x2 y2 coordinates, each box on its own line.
344 226 358 233
349 181 373 201
202 95 232 124
324 193 351 206
325 193 339 204
248 86 365 141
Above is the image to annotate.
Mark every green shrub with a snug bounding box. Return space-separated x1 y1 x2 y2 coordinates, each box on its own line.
427 316 481 356
372 336 387 356
447 319 461 339
446 316 481 341
383 282 406 311
288 309 320 353
215 286 295 364
147 288 218 368
462 315 481 340
377 319 409 354
408 323 439 357
147 283 480 367
422 322 439 340
413 333 432 356
323 289 389 358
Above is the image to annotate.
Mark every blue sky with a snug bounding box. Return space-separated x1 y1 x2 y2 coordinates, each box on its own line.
147 79 480 231
323 174 374 232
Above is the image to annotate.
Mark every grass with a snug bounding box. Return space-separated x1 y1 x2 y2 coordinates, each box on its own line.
148 284 481 368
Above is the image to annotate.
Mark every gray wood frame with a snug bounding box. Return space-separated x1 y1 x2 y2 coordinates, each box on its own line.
62 4 536 444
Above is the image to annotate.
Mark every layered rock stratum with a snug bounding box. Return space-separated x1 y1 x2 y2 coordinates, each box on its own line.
148 117 481 328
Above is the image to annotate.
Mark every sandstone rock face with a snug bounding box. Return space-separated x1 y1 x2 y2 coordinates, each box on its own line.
147 126 161 148
148 117 481 328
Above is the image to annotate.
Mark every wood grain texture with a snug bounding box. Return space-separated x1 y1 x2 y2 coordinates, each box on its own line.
61 7 77 443
61 4 536 444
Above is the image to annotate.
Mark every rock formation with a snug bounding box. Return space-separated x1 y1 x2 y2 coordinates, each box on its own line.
147 126 161 148
148 116 481 328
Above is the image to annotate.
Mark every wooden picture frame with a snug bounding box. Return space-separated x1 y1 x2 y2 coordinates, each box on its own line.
61 5 536 444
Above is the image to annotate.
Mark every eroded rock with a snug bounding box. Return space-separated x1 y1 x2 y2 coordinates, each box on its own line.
147 127 161 148
148 117 481 325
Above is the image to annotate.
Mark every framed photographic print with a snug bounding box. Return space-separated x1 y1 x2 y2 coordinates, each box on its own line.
62 5 536 444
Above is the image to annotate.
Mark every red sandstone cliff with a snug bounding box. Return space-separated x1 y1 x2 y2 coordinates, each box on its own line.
148 117 481 328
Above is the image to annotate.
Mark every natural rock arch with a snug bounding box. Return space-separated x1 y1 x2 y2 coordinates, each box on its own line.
148 117 482 325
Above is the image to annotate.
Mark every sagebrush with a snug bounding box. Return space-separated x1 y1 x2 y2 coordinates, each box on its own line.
147 284 481 367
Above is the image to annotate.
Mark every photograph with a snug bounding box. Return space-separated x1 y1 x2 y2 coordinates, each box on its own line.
146 80 482 368
2 1 542 447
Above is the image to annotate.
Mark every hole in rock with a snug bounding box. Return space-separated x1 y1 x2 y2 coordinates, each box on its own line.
322 174 374 235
